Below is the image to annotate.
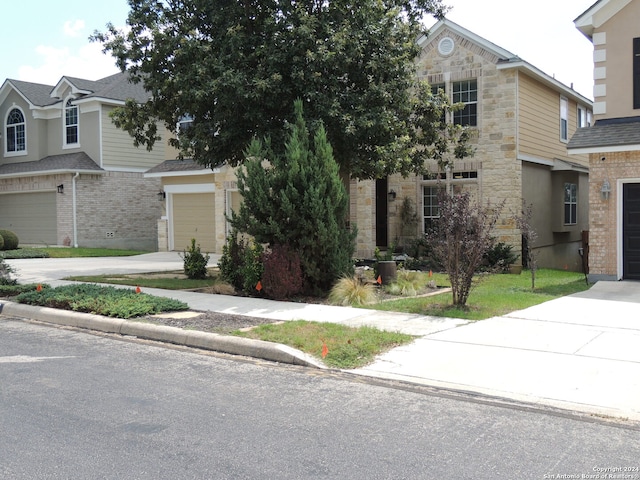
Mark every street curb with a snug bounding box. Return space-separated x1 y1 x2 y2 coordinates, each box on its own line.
0 301 325 369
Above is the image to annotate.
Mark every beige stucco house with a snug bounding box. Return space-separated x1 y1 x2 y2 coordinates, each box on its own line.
568 0 640 281
0 72 163 250
147 19 593 270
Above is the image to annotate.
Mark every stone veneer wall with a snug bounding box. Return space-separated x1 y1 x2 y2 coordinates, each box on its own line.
587 151 640 280
71 171 161 250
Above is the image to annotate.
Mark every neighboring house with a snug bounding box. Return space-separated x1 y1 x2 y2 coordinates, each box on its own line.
147 19 593 270
568 0 640 281
0 72 163 250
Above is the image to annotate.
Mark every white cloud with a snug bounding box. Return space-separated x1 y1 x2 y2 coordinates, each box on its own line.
63 19 86 38
17 42 119 85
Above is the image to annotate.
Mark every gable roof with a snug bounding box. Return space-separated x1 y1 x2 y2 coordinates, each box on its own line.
0 152 104 178
0 71 149 110
574 0 634 39
421 19 593 104
145 159 222 178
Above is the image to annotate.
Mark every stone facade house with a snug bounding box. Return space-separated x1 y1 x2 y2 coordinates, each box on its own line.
0 72 163 250
568 0 640 281
148 19 593 270
349 19 593 270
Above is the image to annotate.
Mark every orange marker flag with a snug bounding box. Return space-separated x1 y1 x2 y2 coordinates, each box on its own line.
321 343 329 359
256 280 263 292
135 286 142 294
428 270 433 278
36 284 42 292
376 275 382 285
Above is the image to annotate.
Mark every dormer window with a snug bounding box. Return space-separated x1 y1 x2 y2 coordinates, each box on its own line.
64 99 79 147
6 107 26 154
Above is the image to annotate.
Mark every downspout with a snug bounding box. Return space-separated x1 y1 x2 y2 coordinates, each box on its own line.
72 172 80 248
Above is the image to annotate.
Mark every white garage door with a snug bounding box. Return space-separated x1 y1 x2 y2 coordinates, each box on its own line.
171 193 216 252
0 192 57 245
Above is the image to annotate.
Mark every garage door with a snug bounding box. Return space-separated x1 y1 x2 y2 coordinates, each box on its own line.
0 192 57 245
171 193 216 252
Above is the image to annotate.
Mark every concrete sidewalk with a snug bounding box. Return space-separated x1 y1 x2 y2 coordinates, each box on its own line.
4 253 640 422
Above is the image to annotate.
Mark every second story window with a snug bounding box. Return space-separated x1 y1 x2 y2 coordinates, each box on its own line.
578 106 592 128
452 80 477 126
6 107 26 153
560 97 568 142
65 99 79 146
178 114 193 135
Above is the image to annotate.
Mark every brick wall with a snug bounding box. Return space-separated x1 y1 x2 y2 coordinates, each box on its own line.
588 151 640 279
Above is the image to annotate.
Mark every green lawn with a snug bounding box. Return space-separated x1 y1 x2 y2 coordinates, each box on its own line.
368 269 589 320
65 273 219 290
1 247 149 259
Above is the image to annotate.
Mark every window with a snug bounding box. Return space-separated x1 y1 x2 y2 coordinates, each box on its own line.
178 114 193 135
577 106 592 128
65 99 79 145
6 108 26 153
634 38 640 109
560 97 568 142
564 183 577 225
423 186 440 231
452 80 477 126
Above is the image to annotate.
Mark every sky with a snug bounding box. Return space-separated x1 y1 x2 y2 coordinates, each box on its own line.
1 0 596 99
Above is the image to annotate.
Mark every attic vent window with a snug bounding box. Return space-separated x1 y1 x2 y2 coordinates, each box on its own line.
438 37 455 56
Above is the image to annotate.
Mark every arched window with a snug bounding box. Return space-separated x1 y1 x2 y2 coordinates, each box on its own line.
6 107 26 153
65 98 79 146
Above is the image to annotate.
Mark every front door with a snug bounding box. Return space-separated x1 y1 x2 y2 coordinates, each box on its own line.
623 183 640 279
375 178 388 248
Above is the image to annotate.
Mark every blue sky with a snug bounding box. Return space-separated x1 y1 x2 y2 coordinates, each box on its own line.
1 0 596 98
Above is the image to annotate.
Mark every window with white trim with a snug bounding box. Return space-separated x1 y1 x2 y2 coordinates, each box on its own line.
178 114 193 135
560 97 568 142
564 183 577 225
65 99 79 146
577 105 592 128
423 185 441 231
6 107 26 153
452 80 477 126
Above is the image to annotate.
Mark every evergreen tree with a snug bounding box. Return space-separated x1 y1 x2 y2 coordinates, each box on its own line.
231 100 355 294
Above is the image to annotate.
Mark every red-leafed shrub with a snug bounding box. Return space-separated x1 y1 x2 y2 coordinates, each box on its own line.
261 244 303 300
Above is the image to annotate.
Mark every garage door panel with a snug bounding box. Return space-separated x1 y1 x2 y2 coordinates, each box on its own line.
172 193 216 252
0 192 57 244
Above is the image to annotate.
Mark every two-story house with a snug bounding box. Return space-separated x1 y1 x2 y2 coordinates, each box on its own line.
349 19 593 270
568 0 640 281
0 72 163 250
145 19 593 270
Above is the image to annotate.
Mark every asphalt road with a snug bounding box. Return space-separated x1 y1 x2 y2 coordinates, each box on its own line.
1 317 638 480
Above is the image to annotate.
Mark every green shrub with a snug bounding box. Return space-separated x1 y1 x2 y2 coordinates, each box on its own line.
218 230 264 295
240 242 264 295
484 241 518 273
0 230 19 250
181 238 210 279
0 257 14 285
15 284 188 318
328 276 377 306
0 283 48 296
0 235 4 251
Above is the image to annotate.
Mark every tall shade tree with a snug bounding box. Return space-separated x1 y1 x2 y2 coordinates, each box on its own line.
231 100 356 294
92 0 472 180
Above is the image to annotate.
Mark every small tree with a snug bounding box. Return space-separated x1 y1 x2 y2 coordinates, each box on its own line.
514 201 539 290
426 191 504 307
230 100 356 295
